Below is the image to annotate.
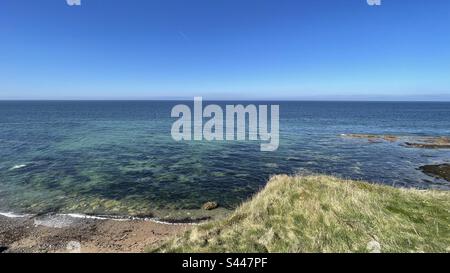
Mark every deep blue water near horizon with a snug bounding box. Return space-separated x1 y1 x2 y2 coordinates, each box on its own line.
0 101 449 218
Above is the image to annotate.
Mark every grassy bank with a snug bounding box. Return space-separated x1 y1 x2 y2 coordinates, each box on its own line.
151 175 450 253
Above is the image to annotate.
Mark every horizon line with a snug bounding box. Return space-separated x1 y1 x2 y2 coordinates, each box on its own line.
1 99 450 102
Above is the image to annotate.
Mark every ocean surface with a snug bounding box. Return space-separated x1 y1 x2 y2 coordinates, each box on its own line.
0 101 449 219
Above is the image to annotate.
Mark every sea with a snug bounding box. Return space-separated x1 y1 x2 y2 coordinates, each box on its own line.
0 101 449 220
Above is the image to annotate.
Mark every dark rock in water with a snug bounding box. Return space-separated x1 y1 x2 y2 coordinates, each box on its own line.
419 164 450 182
202 202 219 210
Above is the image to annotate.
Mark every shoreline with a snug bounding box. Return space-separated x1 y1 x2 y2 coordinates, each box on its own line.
0 213 191 253
0 211 201 225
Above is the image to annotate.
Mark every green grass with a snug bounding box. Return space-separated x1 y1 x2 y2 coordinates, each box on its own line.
150 175 450 253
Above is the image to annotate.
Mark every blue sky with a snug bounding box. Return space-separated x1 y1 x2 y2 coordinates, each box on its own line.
1 0 449 100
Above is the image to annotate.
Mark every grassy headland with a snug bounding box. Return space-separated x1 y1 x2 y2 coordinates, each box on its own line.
152 175 450 253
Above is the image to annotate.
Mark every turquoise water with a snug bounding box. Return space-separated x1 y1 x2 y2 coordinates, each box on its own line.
0 101 449 219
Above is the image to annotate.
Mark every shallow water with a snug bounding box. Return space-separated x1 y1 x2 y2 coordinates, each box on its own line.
0 101 449 219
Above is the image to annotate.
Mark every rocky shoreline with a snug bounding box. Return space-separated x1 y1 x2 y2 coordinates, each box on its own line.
0 214 188 253
342 134 450 182
342 134 450 148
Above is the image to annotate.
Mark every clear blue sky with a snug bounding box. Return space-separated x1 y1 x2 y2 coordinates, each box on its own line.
1 0 449 100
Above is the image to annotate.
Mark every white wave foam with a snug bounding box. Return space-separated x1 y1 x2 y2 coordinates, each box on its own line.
146 218 197 226
1 211 198 226
65 213 129 221
9 164 27 171
0 212 33 218
66 213 196 225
